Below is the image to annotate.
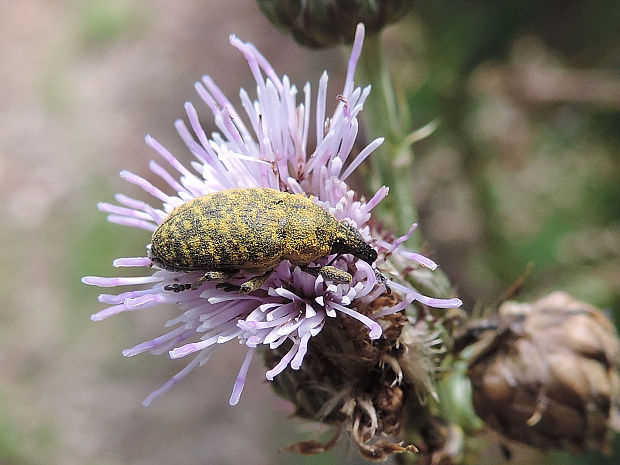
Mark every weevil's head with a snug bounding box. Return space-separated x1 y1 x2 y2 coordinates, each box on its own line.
331 221 378 265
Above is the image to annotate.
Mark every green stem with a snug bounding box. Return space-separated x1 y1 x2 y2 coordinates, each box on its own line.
361 33 399 135
357 32 460 303
358 33 419 247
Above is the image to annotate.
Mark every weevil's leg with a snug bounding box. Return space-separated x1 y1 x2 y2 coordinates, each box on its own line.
302 265 320 278
320 266 352 284
374 269 391 294
239 270 274 294
215 282 240 292
191 270 237 290
303 265 352 284
163 270 237 293
163 282 192 293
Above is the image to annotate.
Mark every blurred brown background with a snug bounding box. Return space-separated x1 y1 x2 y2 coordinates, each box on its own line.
1 1 618 464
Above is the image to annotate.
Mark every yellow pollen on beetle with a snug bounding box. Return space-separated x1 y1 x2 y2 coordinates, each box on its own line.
149 187 362 275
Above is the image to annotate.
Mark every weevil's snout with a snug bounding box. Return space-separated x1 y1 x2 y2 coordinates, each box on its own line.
333 222 378 265
361 246 378 265
332 221 391 294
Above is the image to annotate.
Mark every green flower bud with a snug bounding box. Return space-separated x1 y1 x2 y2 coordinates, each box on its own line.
256 0 412 47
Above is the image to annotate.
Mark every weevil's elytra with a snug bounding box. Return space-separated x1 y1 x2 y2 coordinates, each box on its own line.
149 187 382 293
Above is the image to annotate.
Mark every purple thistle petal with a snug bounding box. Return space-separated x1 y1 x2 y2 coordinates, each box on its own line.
113 257 152 267
352 261 378 298
341 137 384 181
385 223 419 254
216 107 248 155
201 74 255 147
266 341 299 380
230 36 282 94
351 85 372 118
268 334 289 350
90 293 168 321
372 294 415 318
119 170 174 205
197 302 254 331
82 275 161 287
98 288 157 304
316 72 328 147
178 103 219 166
246 335 262 347
290 332 312 370
106 215 158 231
329 301 382 340
269 286 302 302
144 135 199 184
229 347 255 406
398 250 438 270
298 311 325 337
300 82 311 165
417 295 463 309
114 193 150 211
343 23 365 99
265 302 297 323
390 281 462 309
123 326 189 357
304 302 316 318
169 341 211 359
98 202 154 221
336 117 358 166
171 323 241 358
329 157 343 178
149 160 188 195
143 351 212 406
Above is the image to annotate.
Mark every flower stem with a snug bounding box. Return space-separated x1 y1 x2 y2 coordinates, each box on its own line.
357 32 460 303
358 33 419 247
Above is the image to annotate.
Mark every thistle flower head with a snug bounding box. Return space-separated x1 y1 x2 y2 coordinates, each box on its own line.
83 24 461 418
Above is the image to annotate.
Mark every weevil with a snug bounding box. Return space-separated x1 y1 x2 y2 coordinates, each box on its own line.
149 187 388 293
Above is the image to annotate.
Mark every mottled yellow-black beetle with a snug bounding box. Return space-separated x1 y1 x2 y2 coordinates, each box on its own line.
149 187 387 293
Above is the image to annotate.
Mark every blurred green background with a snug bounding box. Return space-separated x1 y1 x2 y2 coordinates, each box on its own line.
0 1 618 464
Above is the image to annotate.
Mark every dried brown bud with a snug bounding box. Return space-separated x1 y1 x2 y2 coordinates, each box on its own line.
468 292 620 452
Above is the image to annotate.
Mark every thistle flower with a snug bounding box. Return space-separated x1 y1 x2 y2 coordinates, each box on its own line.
468 292 620 452
83 23 460 421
